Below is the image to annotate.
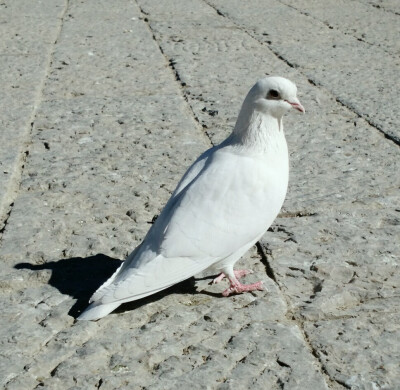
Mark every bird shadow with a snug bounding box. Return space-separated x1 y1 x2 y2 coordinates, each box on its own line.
14 254 221 319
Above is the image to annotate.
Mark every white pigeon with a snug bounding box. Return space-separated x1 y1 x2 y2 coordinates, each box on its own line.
78 76 304 321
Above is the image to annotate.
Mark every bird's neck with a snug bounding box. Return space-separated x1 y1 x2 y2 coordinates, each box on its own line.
228 110 284 153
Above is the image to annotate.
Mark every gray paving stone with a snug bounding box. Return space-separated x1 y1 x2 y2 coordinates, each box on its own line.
0 0 66 227
304 311 400 390
208 0 400 142
358 0 400 15
280 0 400 54
260 207 399 318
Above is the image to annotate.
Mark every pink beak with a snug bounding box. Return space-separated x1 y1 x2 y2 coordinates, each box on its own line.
286 99 305 113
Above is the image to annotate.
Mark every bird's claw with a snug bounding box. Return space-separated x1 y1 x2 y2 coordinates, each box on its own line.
222 280 264 297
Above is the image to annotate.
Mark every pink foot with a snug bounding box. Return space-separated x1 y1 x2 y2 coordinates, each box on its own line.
212 269 253 284
222 280 264 297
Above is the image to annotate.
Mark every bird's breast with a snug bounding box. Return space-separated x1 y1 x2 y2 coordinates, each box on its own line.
215 143 289 225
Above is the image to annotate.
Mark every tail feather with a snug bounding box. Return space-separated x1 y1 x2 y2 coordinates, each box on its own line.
89 244 142 303
89 263 124 303
77 301 121 321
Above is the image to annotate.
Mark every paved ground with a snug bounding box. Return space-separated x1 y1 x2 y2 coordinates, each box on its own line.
1 0 399 389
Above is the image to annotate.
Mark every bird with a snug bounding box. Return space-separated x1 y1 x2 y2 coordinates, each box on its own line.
78 76 304 321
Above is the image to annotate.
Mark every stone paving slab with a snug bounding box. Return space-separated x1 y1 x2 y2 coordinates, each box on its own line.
0 0 66 227
359 0 400 15
140 0 399 212
281 0 400 54
0 0 399 389
261 208 399 318
304 311 400 389
208 0 400 143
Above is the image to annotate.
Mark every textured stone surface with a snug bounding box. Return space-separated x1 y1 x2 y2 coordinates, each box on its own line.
208 0 400 143
0 0 399 389
0 0 66 227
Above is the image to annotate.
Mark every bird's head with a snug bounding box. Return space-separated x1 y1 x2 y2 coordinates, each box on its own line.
248 76 305 119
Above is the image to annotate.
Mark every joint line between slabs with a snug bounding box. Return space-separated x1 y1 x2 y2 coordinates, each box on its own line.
302 326 352 389
135 1 214 147
255 242 278 284
334 97 400 146
257 238 349 388
254 239 346 387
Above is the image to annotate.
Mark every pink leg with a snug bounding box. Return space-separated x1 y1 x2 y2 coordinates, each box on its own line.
222 278 264 297
213 269 253 284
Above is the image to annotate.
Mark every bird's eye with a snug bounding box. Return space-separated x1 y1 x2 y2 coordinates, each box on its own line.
267 89 280 99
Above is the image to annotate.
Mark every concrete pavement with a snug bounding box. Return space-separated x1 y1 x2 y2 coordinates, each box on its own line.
0 0 399 389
